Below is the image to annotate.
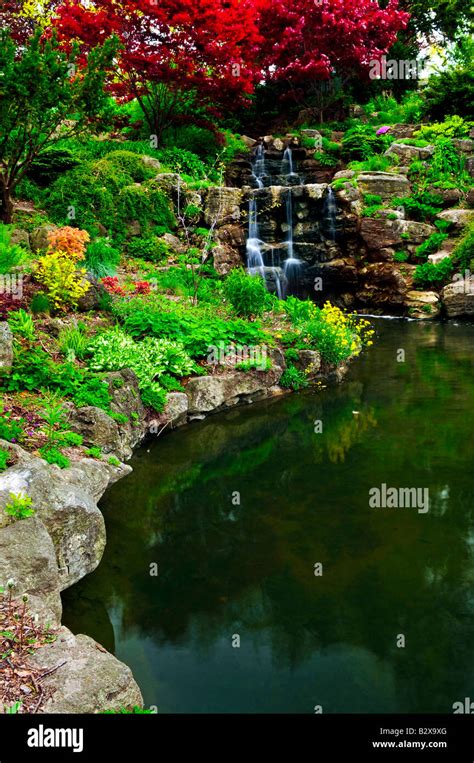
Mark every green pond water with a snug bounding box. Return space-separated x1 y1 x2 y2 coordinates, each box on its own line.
62 319 474 713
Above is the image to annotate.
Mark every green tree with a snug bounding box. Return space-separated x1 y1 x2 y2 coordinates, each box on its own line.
0 30 114 224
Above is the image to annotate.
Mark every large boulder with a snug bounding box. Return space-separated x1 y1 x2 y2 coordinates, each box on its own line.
357 172 411 201
149 392 189 434
66 406 125 457
0 452 131 589
0 322 13 376
30 224 56 253
360 218 435 250
0 517 62 626
185 359 284 415
29 627 143 713
441 278 474 318
437 209 474 230
384 142 434 164
10 228 30 249
405 290 441 320
294 350 322 380
203 187 242 227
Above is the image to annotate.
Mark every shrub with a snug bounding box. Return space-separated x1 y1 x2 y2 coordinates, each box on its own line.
114 297 270 358
88 328 201 411
428 138 465 182
39 445 70 469
393 251 409 262
413 258 454 287
35 251 90 310
126 236 171 262
223 269 269 317
393 192 443 222
313 151 338 167
157 147 209 179
4 492 34 521
58 324 89 361
284 296 318 325
279 364 309 391
364 194 383 206
293 301 373 365
349 155 394 173
342 125 389 160
85 238 120 278
47 227 89 260
30 292 51 314
0 226 28 275
7 309 35 341
116 184 175 235
100 150 154 183
27 146 79 184
415 233 448 259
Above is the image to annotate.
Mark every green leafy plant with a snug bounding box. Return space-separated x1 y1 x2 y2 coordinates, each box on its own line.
7 309 35 341
0 448 10 472
342 125 389 161
4 492 35 521
30 292 51 314
415 233 448 259
58 324 89 361
279 364 309 391
413 257 454 287
223 269 269 318
108 455 121 467
126 236 171 262
0 227 28 274
393 251 409 262
0 404 23 443
415 115 473 141
392 192 444 222
85 446 102 459
85 239 120 278
39 445 70 469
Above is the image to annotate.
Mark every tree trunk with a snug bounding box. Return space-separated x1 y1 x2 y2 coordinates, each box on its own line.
0 185 13 225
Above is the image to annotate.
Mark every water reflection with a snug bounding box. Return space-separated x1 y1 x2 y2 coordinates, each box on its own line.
63 320 474 713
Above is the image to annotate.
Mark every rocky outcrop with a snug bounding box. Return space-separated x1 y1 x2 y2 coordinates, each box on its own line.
384 142 434 164
0 516 62 626
437 209 474 230
186 369 283 415
360 218 435 251
405 290 441 320
30 224 56 253
203 187 242 227
29 628 143 714
294 350 322 379
357 172 411 200
0 322 13 376
441 279 474 318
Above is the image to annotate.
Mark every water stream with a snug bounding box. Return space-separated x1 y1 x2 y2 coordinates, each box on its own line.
63 319 474 713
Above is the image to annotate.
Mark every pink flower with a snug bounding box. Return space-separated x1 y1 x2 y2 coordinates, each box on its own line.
376 126 390 135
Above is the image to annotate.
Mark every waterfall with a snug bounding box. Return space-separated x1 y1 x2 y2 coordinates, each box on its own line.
323 187 337 241
281 149 301 294
246 145 266 276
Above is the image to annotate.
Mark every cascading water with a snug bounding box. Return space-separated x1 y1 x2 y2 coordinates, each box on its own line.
246 145 266 277
281 149 301 294
323 187 338 241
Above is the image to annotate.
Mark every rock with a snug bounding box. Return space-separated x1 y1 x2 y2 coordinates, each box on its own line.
467 158 474 178
441 278 474 318
428 251 451 264
149 392 188 433
333 170 355 180
77 274 103 312
466 189 474 208
273 138 284 152
437 209 474 230
204 187 242 227
106 368 147 452
405 290 441 320
452 139 474 153
305 183 329 200
384 142 434 164
185 365 283 415
388 124 418 140
0 517 62 626
67 406 125 457
301 129 322 140
294 350 321 379
30 627 143 713
427 187 461 207
212 243 243 275
159 232 186 254
241 135 257 148
360 218 435 250
151 173 182 195
10 228 30 249
0 322 13 376
30 224 56 253
141 155 161 171
357 172 411 200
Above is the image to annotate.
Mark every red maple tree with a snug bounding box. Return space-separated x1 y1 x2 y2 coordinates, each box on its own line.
258 0 410 117
53 0 264 143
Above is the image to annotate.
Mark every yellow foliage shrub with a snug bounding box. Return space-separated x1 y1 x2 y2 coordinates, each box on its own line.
36 250 90 310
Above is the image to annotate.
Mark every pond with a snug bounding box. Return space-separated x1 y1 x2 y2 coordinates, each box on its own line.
63 319 474 713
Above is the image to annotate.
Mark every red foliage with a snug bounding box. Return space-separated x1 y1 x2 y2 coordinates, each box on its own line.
101 277 125 296
133 281 152 295
258 0 409 86
52 0 264 137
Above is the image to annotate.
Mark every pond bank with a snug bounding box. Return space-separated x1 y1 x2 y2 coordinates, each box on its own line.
0 344 352 712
